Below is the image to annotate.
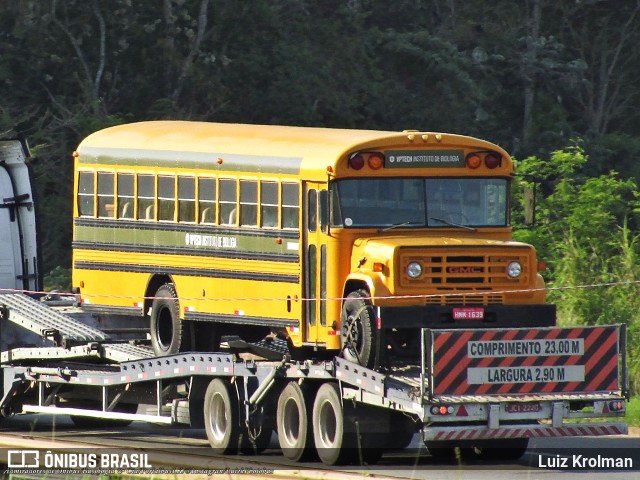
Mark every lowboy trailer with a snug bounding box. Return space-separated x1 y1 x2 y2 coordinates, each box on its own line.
0 293 629 465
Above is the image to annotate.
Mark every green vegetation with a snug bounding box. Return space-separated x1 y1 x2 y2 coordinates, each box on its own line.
627 396 640 427
513 145 640 393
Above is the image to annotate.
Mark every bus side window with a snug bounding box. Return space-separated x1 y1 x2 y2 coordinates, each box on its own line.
260 181 278 228
158 176 176 222
178 176 196 223
117 173 134 219
219 178 237 225
97 172 115 218
282 183 299 229
138 174 155 220
198 177 216 224
308 189 317 233
78 171 95 217
318 190 328 232
240 180 258 227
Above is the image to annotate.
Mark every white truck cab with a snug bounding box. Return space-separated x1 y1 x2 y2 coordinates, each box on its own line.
0 139 39 292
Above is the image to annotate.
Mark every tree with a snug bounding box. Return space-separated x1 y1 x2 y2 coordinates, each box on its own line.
558 0 640 138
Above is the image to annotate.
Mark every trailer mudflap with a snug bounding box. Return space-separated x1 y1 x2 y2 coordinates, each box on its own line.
426 325 625 399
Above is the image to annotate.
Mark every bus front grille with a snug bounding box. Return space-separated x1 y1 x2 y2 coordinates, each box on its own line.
399 248 532 295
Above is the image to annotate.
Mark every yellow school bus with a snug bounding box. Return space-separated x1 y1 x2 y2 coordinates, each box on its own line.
72 121 553 367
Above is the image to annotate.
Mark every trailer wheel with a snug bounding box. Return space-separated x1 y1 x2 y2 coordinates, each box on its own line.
312 382 352 465
277 381 317 461
204 378 240 454
340 289 377 369
150 283 185 356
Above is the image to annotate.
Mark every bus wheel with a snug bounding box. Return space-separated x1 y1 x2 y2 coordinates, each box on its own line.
150 283 185 356
340 289 377 368
312 382 352 465
277 381 317 462
204 378 240 454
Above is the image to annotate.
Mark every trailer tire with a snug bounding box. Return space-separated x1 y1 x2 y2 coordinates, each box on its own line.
340 289 377 369
150 283 185 356
277 381 317 461
312 382 352 465
204 378 240 454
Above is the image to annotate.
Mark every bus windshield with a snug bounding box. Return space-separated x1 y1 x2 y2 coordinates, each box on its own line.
330 178 508 228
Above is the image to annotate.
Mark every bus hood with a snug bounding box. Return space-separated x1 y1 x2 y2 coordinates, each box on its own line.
350 235 538 298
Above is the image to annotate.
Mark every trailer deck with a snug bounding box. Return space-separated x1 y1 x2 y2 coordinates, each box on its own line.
0 293 630 466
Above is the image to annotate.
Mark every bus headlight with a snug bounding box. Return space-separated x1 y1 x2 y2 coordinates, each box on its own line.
507 261 522 278
407 262 423 279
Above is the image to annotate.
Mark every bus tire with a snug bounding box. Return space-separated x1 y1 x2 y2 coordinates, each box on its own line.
203 378 240 454
150 283 185 356
340 289 377 368
312 382 352 466
277 381 317 462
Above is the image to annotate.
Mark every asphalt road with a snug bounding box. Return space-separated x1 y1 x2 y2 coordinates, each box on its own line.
0 414 638 479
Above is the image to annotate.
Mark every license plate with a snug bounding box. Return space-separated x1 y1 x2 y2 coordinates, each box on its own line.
452 307 484 320
507 402 541 413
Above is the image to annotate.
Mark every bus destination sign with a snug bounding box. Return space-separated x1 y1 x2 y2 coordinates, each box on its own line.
385 150 465 168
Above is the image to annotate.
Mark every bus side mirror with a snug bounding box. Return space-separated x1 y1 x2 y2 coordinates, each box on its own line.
523 185 535 226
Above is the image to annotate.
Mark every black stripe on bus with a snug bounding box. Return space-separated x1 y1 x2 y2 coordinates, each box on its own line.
72 241 300 263
185 311 298 328
74 261 299 284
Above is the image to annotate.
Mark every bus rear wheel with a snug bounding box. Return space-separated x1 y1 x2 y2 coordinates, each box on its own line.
340 289 377 369
150 283 185 356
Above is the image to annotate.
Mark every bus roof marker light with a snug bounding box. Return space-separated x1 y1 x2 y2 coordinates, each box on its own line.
349 154 365 170
421 134 429 142
435 134 443 142
484 152 501 169
466 153 482 169
217 157 223 165
368 153 384 170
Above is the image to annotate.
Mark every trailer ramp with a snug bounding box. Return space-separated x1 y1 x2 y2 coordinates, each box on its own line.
0 292 110 346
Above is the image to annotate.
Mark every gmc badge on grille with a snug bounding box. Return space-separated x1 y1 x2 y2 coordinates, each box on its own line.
447 266 483 273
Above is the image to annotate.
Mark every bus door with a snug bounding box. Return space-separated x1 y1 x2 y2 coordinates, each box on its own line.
303 182 329 345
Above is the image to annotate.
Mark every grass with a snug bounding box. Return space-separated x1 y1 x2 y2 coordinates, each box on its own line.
626 395 640 427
